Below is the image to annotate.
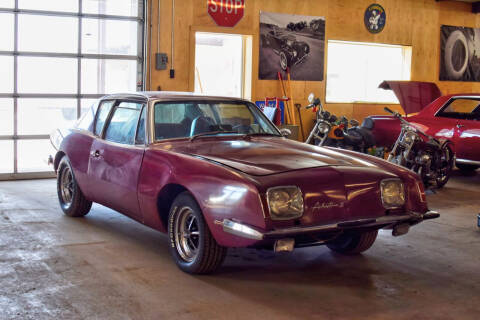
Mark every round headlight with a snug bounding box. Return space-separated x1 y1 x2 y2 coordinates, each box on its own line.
267 186 304 220
318 122 330 134
403 131 417 144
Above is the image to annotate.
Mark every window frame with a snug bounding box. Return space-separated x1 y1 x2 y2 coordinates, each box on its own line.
325 40 412 104
436 97 480 120
93 99 117 137
101 99 146 146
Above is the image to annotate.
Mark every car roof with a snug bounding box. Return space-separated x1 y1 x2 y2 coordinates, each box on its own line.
101 91 250 103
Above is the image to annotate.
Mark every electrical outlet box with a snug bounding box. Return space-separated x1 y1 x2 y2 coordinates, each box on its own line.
155 53 168 70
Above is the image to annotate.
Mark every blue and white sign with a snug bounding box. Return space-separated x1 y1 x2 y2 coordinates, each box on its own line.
364 4 386 34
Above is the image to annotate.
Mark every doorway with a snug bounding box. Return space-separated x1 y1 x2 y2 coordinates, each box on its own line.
194 32 252 100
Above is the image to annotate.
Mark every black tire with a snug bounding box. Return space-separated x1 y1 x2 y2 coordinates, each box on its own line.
456 162 479 172
168 192 226 274
327 230 378 255
57 157 92 217
436 147 454 188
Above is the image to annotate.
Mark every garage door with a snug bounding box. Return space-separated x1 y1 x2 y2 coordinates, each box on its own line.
0 0 145 180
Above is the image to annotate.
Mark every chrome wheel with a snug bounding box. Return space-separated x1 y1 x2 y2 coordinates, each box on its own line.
60 166 74 207
174 207 200 263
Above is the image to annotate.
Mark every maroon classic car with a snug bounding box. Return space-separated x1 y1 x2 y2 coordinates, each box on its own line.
51 92 439 274
364 81 480 172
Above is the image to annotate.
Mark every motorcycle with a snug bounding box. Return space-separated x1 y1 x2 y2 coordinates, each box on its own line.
305 93 375 153
384 107 454 188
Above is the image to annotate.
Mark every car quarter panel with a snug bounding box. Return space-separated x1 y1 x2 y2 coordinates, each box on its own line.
58 130 96 200
137 146 267 247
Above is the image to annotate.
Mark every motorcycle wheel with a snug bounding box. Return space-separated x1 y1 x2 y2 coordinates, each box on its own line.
436 147 454 188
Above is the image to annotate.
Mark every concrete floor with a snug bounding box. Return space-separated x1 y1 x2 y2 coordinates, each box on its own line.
0 172 479 320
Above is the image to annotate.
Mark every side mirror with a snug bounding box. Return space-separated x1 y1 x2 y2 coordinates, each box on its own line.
280 128 291 137
308 93 315 104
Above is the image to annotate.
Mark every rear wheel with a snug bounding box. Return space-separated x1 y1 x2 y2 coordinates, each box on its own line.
456 162 479 173
57 157 92 217
327 230 378 254
168 192 226 274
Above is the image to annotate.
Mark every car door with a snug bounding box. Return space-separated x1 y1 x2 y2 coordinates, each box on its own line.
454 118 480 163
436 97 480 162
87 100 147 220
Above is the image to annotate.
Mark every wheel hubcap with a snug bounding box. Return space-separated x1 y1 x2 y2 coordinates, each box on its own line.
174 207 200 262
60 166 74 206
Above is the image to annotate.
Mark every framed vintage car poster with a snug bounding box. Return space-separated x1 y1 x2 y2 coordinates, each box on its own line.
259 11 325 81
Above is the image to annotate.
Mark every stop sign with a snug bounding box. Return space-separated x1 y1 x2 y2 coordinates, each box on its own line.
207 0 245 27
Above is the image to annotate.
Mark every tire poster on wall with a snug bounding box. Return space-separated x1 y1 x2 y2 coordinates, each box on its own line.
440 25 480 81
259 11 325 81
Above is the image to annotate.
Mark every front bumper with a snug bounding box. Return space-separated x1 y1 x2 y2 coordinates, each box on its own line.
216 211 440 241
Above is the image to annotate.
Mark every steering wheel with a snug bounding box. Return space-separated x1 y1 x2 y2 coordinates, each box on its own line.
190 116 215 136
233 124 254 134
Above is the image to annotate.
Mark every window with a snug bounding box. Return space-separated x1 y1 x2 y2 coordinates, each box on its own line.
194 32 252 100
0 0 145 179
442 98 480 113
77 101 99 132
136 107 146 145
105 102 143 145
95 101 115 136
153 101 279 141
437 98 480 120
326 40 412 103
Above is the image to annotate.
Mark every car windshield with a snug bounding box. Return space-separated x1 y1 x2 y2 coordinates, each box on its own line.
153 101 280 141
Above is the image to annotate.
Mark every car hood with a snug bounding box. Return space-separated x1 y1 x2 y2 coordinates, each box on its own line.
379 81 442 115
155 137 381 176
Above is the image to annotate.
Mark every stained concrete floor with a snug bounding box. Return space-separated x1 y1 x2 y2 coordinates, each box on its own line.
0 171 479 320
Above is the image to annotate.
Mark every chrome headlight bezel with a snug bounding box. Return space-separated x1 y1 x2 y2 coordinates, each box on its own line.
380 178 405 209
318 122 330 134
403 130 418 144
266 186 304 220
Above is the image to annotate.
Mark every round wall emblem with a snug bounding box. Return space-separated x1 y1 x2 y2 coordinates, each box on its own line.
364 4 386 34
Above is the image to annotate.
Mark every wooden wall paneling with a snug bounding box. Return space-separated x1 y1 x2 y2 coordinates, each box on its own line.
149 0 480 139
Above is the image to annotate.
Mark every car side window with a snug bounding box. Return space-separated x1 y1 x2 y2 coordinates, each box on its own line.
437 98 480 120
94 100 115 136
104 102 143 145
135 106 146 145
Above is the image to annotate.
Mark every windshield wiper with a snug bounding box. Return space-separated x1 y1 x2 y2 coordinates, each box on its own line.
189 131 238 142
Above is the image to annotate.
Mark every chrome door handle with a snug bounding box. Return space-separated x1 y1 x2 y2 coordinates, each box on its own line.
456 124 465 128
91 150 100 158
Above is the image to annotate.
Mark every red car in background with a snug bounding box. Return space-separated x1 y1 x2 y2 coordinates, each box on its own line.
51 92 439 274
364 81 480 172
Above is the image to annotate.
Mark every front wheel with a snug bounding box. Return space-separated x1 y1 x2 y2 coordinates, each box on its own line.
327 230 378 254
57 157 92 217
436 147 454 188
168 192 226 274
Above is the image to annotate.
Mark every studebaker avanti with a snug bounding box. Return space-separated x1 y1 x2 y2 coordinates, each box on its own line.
50 92 439 274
